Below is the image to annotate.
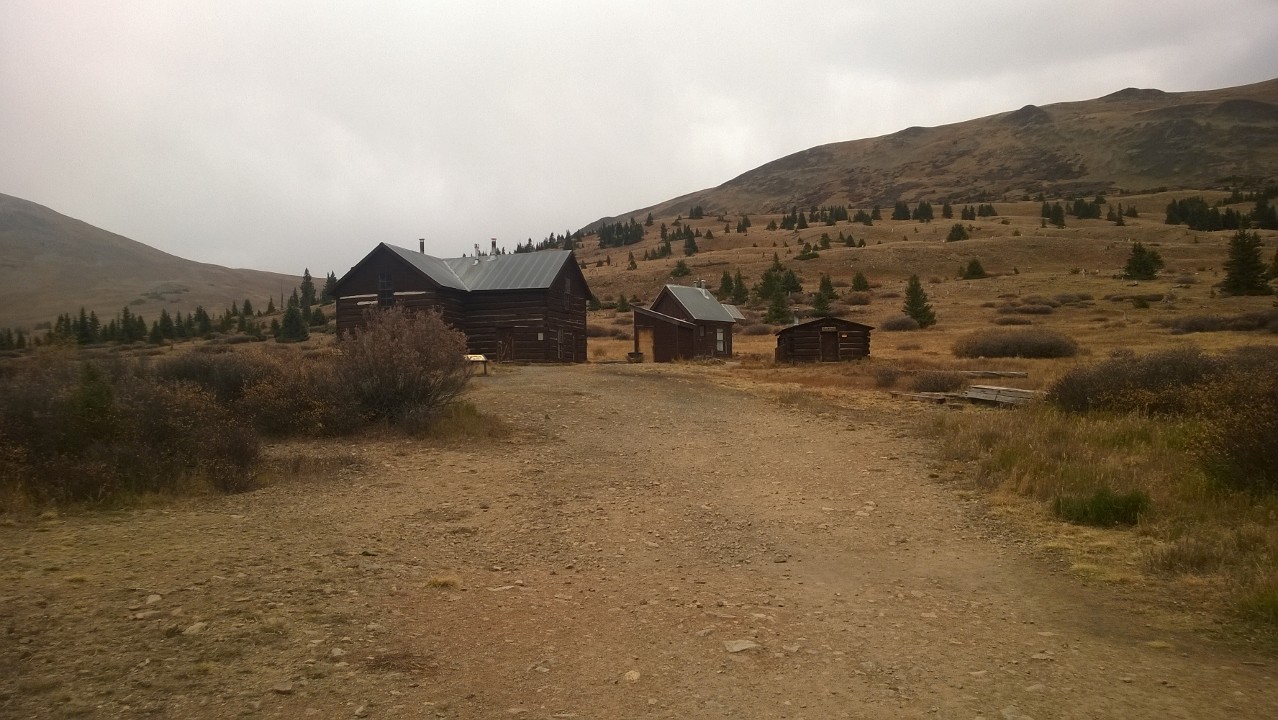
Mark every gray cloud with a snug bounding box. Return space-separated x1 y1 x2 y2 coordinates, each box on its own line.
3 0 1277 276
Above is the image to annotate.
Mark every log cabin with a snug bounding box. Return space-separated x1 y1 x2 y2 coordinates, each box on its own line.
632 283 739 362
334 240 591 362
774 316 872 362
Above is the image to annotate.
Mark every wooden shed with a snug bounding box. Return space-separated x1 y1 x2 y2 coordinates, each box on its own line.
631 306 696 362
632 283 739 362
774 316 872 362
333 241 592 362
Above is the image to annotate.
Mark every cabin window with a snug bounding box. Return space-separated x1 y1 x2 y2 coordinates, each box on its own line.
699 326 705 336
538 332 544 341
716 327 725 353
563 278 571 310
377 273 393 307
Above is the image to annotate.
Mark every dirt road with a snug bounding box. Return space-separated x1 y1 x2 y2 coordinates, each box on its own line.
2 363 1274 719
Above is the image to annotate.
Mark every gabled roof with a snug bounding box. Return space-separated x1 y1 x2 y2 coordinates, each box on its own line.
775 316 875 335
342 243 582 294
660 284 737 323
442 249 575 291
633 305 695 328
721 304 746 322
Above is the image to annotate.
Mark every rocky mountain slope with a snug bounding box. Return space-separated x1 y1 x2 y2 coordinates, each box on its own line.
598 77 1278 225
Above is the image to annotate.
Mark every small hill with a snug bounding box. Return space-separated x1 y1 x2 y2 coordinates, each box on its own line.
0 193 298 329
595 77 1278 225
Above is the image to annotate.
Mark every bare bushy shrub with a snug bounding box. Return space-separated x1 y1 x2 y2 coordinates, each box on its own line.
872 366 902 388
336 307 470 425
1191 357 1278 493
154 350 276 403
0 358 258 505
741 323 772 335
842 292 872 306
236 354 359 437
909 371 967 393
952 328 1078 358
1046 346 1219 414
997 303 1055 315
879 315 921 332
1159 309 1278 334
992 316 1033 326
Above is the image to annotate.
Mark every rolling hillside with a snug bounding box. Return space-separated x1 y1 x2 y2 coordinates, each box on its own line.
0 194 299 329
596 77 1278 225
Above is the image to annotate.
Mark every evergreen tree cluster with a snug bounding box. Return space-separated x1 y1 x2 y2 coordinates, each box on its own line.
595 218 645 249
1161 196 1275 231
1222 229 1274 295
958 204 998 220
689 205 705 219
753 254 803 303
852 209 874 226
0 327 28 350
1040 201 1067 228
1123 243 1165 281
778 208 808 231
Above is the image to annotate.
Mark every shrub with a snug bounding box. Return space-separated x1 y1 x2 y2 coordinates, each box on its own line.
336 307 470 425
741 323 772 336
1046 346 1218 413
0 358 259 505
879 315 921 332
909 371 967 393
1191 365 1278 493
842 292 872 306
872 366 902 388
1053 488 1149 527
952 329 1078 358
154 351 275 403
997 303 1054 315
992 316 1033 326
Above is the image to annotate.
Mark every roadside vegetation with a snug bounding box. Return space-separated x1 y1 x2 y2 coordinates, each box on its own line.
0 308 497 511
936 345 1278 626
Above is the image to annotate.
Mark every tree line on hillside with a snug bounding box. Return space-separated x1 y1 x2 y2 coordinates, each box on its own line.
0 269 340 350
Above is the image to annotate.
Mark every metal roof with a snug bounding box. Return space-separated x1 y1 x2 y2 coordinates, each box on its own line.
384 244 467 290
444 250 573 291
721 303 746 322
663 284 737 323
383 244 573 292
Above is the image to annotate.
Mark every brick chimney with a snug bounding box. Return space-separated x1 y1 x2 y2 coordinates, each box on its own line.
419 238 425 254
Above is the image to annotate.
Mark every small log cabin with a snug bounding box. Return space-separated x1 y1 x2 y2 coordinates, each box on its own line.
632 283 740 362
333 241 592 362
774 316 873 362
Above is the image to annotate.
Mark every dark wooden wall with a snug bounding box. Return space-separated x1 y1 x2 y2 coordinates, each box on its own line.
633 313 694 362
335 252 588 362
650 293 734 359
775 324 870 362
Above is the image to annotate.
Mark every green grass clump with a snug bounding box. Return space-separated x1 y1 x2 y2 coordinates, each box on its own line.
1052 488 1149 527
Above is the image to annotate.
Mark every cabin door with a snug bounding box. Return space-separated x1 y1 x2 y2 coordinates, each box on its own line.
497 327 515 361
820 328 839 362
638 327 655 362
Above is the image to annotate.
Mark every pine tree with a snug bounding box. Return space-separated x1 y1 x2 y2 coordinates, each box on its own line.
851 271 870 292
732 270 749 305
811 292 831 315
903 275 936 328
627 252 637 270
278 305 309 342
946 223 970 242
683 234 698 256
818 273 835 300
765 292 791 324
321 272 338 303
266 297 276 314
671 260 692 278
1221 229 1273 295
718 270 734 299
616 295 631 312
961 259 987 280
300 269 316 308
1123 243 1164 280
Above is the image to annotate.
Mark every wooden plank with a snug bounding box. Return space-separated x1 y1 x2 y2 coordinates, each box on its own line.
961 385 1043 406
959 370 1029 378
890 391 948 404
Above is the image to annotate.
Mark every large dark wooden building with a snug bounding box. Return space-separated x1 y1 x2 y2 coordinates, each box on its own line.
774 316 872 362
333 241 591 362
632 283 741 362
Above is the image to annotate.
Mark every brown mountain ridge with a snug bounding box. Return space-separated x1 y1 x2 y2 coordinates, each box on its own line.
596 77 1278 226
0 193 298 330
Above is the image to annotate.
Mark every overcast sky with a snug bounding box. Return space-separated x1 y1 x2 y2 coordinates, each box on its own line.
3 1 1278 276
